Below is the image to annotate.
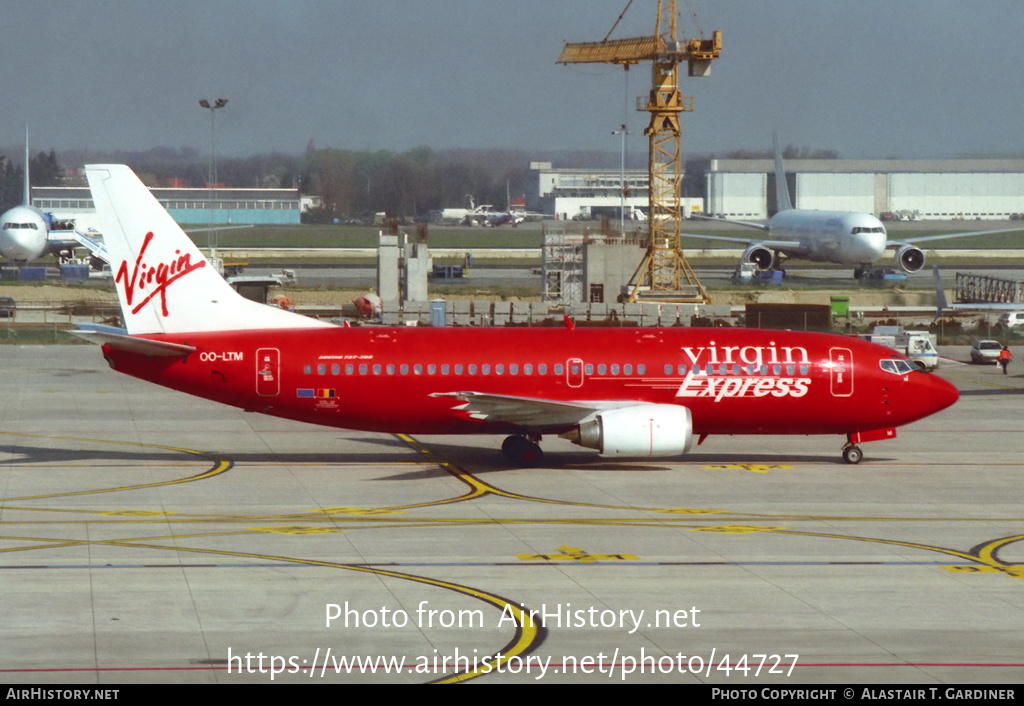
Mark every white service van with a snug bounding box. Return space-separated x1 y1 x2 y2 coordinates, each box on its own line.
997 311 1024 328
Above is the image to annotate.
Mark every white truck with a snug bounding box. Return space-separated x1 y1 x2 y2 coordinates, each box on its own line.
863 326 939 371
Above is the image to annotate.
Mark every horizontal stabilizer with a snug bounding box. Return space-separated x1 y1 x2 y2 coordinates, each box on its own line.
72 322 128 336
70 329 196 357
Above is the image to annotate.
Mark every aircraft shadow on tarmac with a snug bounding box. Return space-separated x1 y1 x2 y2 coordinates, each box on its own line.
0 444 200 466
0 442 418 470
384 439 856 476
957 386 1024 396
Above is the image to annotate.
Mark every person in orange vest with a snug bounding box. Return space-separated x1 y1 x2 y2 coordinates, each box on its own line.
998 345 1012 375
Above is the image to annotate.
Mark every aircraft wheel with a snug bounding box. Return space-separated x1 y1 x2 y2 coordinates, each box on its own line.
501 435 543 467
842 444 863 465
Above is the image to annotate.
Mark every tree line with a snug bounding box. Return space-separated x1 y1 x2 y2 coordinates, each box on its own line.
0 150 62 213
5 145 577 222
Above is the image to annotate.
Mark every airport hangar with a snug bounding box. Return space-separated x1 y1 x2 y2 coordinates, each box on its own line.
528 158 1024 222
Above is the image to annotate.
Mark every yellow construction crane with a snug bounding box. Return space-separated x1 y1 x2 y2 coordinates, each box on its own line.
558 0 721 303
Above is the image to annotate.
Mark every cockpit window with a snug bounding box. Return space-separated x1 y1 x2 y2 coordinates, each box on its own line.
852 226 885 235
880 358 914 375
2 222 38 230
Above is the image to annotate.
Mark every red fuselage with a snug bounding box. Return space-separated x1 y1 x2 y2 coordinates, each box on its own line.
100 326 958 441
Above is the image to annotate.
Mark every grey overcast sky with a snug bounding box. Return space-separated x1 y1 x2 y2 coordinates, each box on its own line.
3 0 1023 159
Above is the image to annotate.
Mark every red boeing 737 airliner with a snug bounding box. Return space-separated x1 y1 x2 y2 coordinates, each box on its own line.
74 165 958 465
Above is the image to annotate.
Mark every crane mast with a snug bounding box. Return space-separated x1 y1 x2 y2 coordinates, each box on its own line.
558 0 721 303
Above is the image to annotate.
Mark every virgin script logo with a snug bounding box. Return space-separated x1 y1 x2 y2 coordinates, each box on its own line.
116 231 206 316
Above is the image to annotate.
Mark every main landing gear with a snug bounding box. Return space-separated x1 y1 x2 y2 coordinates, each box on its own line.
841 443 863 465
501 434 543 466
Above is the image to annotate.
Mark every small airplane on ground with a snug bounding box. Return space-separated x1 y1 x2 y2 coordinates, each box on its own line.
691 135 1024 278
74 164 958 465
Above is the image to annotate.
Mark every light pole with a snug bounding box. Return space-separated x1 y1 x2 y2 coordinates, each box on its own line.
199 98 227 258
612 123 629 236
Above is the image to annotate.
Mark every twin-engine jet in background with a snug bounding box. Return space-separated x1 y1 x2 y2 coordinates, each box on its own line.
74 164 958 466
691 135 1024 278
1 132 84 263
1 136 51 263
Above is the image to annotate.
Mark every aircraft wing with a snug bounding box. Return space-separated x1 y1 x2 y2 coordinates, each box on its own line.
681 231 812 256
429 391 623 430
184 224 255 234
690 214 770 232
887 226 1024 249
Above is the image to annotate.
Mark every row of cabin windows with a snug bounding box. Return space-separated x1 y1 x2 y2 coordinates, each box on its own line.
665 363 810 376
301 361 812 378
303 362 648 377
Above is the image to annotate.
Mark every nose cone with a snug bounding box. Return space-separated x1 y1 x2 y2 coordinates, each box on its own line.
4 228 35 259
1 228 45 261
0 206 48 262
930 373 959 411
862 230 888 260
904 372 959 425
844 227 887 262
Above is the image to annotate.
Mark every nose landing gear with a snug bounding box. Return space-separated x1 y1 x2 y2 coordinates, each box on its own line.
841 443 863 464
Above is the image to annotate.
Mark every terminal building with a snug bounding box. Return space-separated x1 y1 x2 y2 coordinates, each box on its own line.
32 185 302 232
528 161 703 223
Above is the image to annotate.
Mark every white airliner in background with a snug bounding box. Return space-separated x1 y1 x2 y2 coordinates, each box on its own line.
0 137 50 262
692 135 1024 278
0 132 82 264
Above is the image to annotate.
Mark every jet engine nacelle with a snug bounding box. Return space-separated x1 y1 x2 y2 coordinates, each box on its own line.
895 244 925 273
741 244 775 270
562 404 693 457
